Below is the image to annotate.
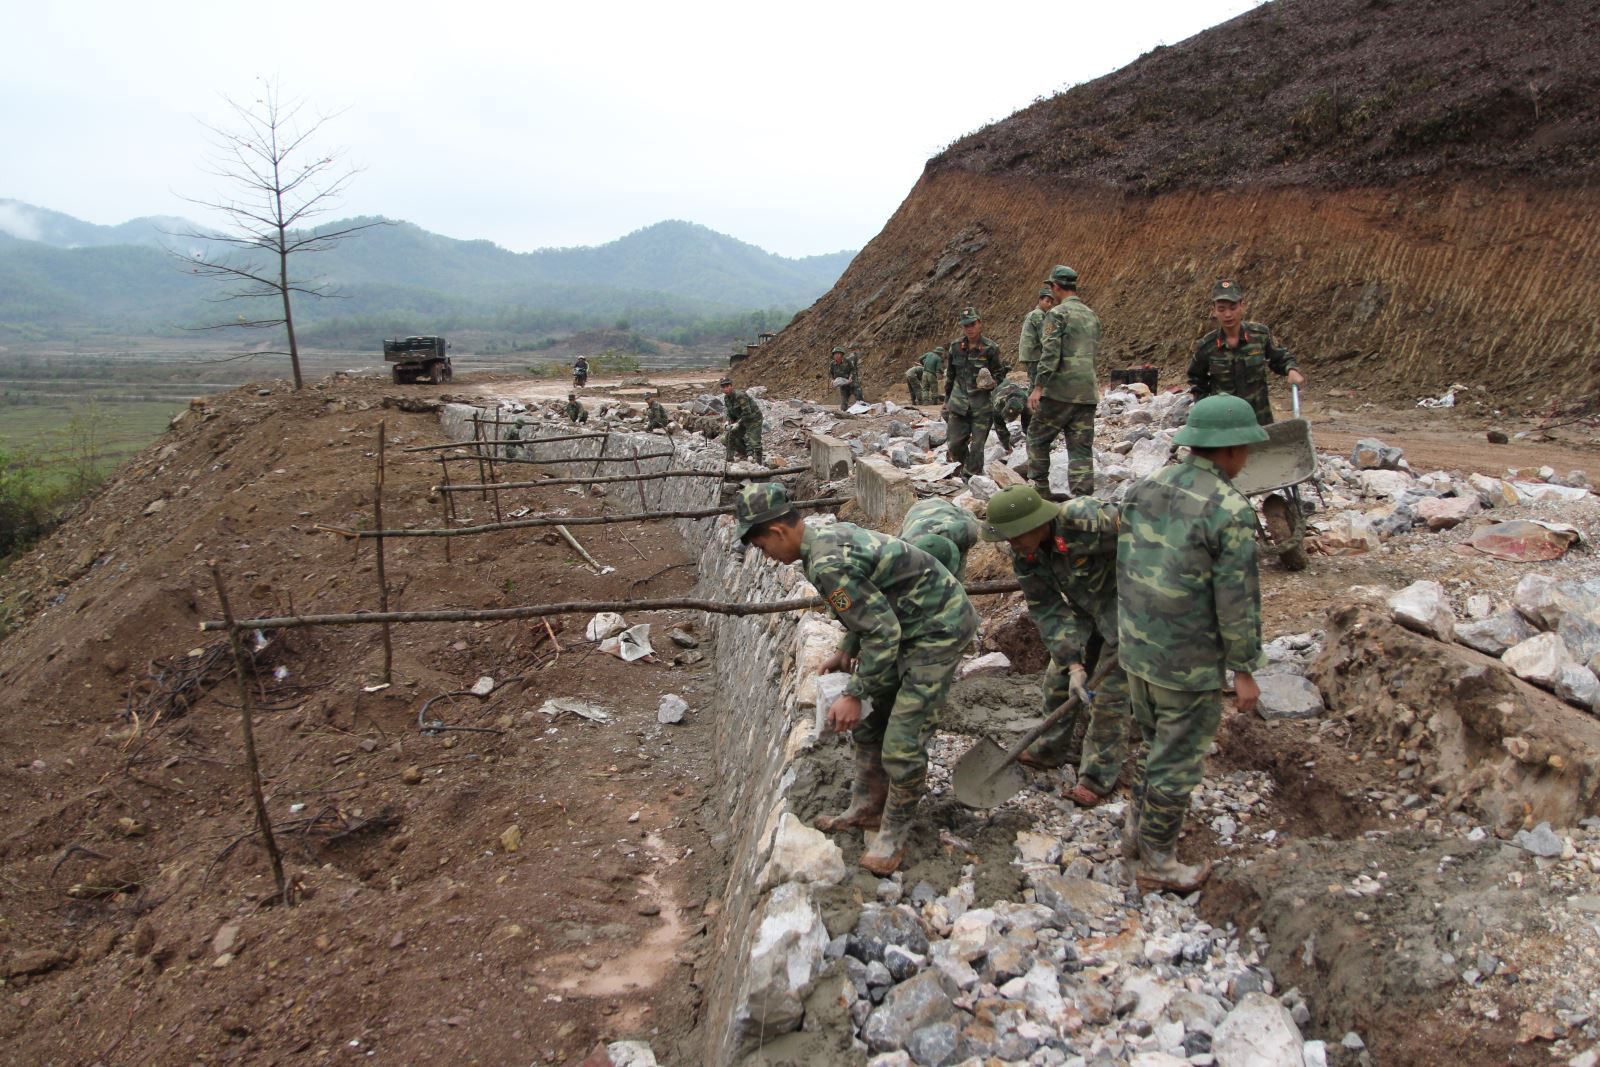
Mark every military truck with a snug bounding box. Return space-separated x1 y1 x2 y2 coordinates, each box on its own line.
384 336 453 384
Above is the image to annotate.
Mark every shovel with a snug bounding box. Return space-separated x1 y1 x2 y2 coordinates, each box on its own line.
952 654 1118 809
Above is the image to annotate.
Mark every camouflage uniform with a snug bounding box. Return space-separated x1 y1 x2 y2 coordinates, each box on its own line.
802 522 979 791
943 335 1005 477
1187 322 1298 425
645 399 670 430
723 389 764 463
1007 497 1130 795
898 498 980 581
1117 453 1264 855
564 399 588 424
904 364 925 406
919 349 944 404
1018 305 1048 388
1029 295 1101 495
830 354 864 410
991 379 1029 452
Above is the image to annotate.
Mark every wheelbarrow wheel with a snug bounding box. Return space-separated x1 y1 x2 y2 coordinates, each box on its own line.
1260 494 1310 572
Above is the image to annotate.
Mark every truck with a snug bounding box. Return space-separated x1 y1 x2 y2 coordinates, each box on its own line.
383 336 453 384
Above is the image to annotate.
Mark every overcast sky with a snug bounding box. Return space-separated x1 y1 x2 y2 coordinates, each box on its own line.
4 0 1259 259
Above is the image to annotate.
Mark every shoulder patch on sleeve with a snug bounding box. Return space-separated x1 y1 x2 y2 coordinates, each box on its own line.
826 588 852 613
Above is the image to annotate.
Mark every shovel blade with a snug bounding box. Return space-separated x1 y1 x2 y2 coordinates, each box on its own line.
952 737 1029 808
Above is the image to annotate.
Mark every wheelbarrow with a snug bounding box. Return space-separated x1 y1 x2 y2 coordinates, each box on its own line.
1229 387 1318 571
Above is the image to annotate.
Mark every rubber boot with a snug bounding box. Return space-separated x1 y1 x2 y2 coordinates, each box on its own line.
1134 838 1211 895
814 745 887 833
1121 782 1144 861
859 782 920 876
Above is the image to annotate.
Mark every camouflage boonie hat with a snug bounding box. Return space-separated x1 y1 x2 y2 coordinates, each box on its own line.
958 307 981 326
980 485 1060 541
735 482 793 543
1048 265 1078 287
1211 279 1243 303
1172 394 1269 448
910 534 961 575
719 376 734 386
1037 287 1053 300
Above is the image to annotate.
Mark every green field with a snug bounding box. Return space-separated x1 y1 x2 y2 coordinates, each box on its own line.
0 398 186 486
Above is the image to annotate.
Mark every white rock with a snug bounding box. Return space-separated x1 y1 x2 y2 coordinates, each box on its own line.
1465 593 1496 620
1255 674 1325 720
794 614 848 708
1014 831 1061 866
1318 510 1379 552
1503 632 1576 688
1556 664 1600 711
586 612 628 641
1415 495 1481 530
1128 435 1175 479
1122 973 1175 1022
1013 961 1070 1026
1467 472 1520 508
948 908 1001 961
1303 1040 1329 1067
469 675 495 696
760 812 847 889
1389 581 1456 641
1359 469 1414 500
1512 481 1589 503
1454 612 1538 657
966 474 1001 500
657 694 689 725
960 651 1012 679
735 882 829 1042
1514 574 1565 630
604 1041 658 1067
1213 992 1307 1067
1129 1054 1188 1067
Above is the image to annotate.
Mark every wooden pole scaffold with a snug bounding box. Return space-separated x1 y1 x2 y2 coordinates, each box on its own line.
200 580 1023 633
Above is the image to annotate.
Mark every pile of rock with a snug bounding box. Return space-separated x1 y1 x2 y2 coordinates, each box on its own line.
1389 576 1600 712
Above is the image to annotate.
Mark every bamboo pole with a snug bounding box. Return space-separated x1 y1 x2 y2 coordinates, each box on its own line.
436 455 453 562
199 580 1023 632
434 466 807 493
482 410 503 523
209 563 289 903
373 421 393 684
338 495 852 539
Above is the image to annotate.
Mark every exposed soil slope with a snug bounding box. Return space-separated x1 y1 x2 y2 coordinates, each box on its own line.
745 0 1600 410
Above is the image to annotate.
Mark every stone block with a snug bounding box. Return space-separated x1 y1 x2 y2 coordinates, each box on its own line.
1467 472 1520 508
1351 438 1404 470
809 433 852 482
1514 573 1565 630
1455 611 1537 657
759 813 846 890
1416 495 1481 530
1503 632 1574 688
861 971 956 1053
855 455 916 530
1359 469 1415 500
1255 674 1325 720
1389 580 1455 641
1213 992 1307 1067
734 882 829 1045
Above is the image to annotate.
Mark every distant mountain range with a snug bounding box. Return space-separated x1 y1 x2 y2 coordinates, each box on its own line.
0 199 855 339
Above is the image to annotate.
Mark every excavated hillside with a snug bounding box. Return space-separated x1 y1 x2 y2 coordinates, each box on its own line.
750 0 1600 410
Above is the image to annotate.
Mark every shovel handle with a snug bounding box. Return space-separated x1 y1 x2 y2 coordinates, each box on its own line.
1292 384 1301 419
993 653 1120 770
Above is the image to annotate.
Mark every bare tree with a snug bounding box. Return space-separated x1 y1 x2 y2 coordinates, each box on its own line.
176 78 384 390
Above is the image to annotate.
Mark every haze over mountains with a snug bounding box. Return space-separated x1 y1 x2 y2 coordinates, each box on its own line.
0 199 855 340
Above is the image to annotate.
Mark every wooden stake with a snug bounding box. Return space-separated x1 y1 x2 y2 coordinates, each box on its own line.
374 421 393 684
436 455 453 562
555 524 606 573
209 563 289 904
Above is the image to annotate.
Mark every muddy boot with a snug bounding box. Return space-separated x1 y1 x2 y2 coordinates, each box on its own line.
814 745 887 833
1121 782 1144 861
860 783 920 876
1134 839 1211 895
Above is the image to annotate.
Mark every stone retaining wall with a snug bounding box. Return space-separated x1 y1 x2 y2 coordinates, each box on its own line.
440 405 845 1065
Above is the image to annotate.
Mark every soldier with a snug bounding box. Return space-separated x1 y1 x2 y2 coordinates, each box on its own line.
981 486 1129 808
829 347 862 410
1117 394 1267 894
918 346 945 406
573 356 589 388
904 363 926 406
898 497 980 581
645 393 670 431
991 378 1029 453
1028 265 1102 498
720 377 764 465
736 482 978 875
502 416 527 460
943 307 1006 478
1188 279 1306 425
1017 286 1056 389
564 393 588 424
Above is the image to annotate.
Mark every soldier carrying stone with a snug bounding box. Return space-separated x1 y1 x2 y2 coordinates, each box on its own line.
918 345 945 406
904 362 926 406
735 482 978 875
1117 394 1267 894
829 346 865 410
1187 279 1306 425
942 307 1006 478
564 393 588 424
720 377 764 466
898 497 980 581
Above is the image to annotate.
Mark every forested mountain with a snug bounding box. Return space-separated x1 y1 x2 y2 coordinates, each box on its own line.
0 201 854 338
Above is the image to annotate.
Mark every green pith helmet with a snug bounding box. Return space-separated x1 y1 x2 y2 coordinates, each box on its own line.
735 482 792 543
1172 394 1270 448
1049 265 1079 287
1211 279 1243 303
958 307 981 326
832 346 846 355
980 484 1060 541
910 533 961 576
1037 287 1053 300
719 376 734 387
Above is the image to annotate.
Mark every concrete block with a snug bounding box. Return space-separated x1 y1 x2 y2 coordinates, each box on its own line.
810 433 852 481
855 455 916 531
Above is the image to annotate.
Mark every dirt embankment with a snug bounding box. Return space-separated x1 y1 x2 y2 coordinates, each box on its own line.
742 0 1600 411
